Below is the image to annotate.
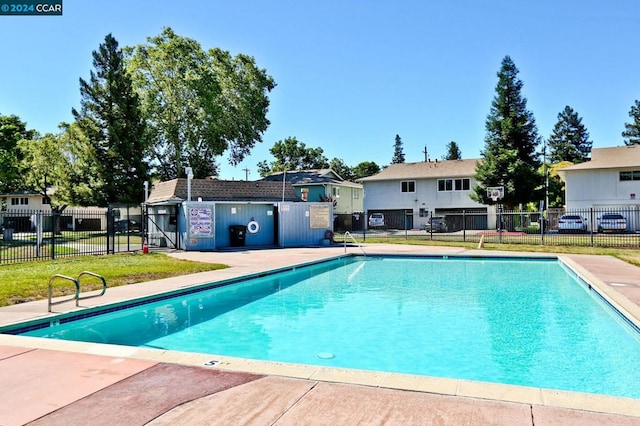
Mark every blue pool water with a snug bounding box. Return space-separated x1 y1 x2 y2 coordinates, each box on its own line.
14 255 640 399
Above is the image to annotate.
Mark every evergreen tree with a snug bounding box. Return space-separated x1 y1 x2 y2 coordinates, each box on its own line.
391 134 405 164
548 106 592 163
443 141 462 160
622 100 640 145
72 33 150 206
472 56 542 207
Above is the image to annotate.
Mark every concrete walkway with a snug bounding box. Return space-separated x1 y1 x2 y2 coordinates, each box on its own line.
1 244 640 425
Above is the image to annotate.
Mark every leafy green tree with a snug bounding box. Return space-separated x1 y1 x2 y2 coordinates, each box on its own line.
443 141 462 160
257 136 329 176
0 114 36 194
351 161 380 179
72 33 150 205
329 158 354 181
472 56 542 207
55 122 105 206
547 161 573 208
18 133 69 207
391 134 405 164
548 106 592 163
127 27 276 180
622 100 640 145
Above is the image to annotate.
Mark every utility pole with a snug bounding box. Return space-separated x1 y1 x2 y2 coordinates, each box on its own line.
422 146 429 162
243 168 250 181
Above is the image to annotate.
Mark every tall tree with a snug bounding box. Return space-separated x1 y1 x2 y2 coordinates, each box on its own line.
443 141 462 160
472 56 542 207
329 158 354 181
352 161 381 179
127 27 276 180
548 106 592 163
257 136 329 176
391 134 405 164
0 114 36 194
18 133 69 207
72 33 150 206
622 100 640 145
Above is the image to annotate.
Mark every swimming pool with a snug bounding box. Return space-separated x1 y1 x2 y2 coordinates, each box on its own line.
6 255 640 399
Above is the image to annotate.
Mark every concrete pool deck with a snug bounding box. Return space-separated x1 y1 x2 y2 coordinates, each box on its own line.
1 244 640 425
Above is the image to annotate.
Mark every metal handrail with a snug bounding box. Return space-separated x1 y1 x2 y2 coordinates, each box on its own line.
48 274 79 312
47 271 107 312
76 271 107 306
344 231 366 256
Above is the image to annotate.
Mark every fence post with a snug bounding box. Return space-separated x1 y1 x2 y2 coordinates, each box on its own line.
590 207 594 247
50 209 57 260
462 210 466 242
498 205 502 244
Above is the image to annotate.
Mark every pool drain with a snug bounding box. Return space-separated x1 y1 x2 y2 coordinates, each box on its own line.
317 352 335 359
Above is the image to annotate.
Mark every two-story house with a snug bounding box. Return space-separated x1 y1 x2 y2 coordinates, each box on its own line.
557 145 640 231
359 159 487 230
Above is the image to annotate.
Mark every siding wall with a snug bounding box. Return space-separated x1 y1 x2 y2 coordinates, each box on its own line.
278 202 333 247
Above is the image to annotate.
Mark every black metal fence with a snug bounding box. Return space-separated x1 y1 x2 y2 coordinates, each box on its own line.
336 207 640 249
0 206 143 265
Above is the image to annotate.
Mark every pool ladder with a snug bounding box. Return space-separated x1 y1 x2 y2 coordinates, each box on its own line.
48 271 107 312
344 231 366 256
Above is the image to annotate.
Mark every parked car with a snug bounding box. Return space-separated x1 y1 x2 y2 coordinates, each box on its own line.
368 213 385 227
425 216 448 232
597 213 627 233
557 214 587 233
114 219 141 233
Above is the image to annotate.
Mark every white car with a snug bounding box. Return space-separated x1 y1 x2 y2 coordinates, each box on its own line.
597 214 627 233
557 214 587 233
368 213 384 227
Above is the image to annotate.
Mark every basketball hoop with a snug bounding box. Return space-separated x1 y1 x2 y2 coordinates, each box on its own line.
486 186 504 203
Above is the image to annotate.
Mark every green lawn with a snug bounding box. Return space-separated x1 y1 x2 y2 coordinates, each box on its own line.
0 253 227 306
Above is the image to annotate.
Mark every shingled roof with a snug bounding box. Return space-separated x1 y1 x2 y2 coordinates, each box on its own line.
359 159 480 181
559 145 640 171
261 169 362 188
146 178 301 204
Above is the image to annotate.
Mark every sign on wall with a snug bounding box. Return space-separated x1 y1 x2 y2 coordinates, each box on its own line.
189 207 212 235
309 204 331 229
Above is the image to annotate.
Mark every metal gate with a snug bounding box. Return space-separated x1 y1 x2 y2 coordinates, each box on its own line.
144 204 179 249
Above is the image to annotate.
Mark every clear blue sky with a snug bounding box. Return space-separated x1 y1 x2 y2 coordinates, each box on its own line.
1 0 639 180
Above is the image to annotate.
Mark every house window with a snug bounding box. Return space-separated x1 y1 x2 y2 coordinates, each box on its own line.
438 178 469 191
620 171 640 181
401 181 415 193
301 188 309 201
454 178 470 191
438 179 453 191
419 208 428 217
11 197 28 206
332 187 340 198
352 189 360 199
42 197 51 205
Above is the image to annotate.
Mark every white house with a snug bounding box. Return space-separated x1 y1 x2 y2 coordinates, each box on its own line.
557 145 640 209
1 190 52 211
557 145 640 231
359 159 488 229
